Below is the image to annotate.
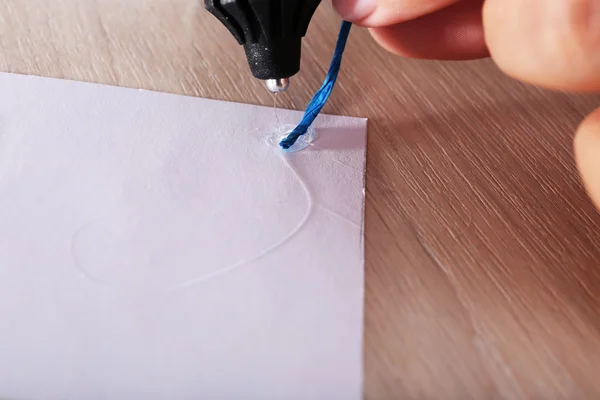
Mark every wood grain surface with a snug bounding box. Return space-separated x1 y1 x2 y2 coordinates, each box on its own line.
2 0 600 398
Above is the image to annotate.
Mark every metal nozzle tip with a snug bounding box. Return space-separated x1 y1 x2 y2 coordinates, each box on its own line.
266 78 290 93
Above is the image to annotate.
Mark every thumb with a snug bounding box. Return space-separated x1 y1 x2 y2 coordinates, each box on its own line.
575 108 600 210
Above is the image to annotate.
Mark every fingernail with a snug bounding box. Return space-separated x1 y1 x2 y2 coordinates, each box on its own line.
333 0 377 22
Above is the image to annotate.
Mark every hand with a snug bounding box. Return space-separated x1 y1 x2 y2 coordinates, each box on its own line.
333 0 600 209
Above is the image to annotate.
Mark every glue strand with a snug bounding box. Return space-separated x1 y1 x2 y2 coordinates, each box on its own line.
279 20 352 150
273 94 281 127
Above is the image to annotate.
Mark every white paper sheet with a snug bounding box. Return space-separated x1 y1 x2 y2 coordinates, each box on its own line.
0 72 367 400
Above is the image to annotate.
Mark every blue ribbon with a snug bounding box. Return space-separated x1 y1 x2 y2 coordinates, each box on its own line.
280 20 352 150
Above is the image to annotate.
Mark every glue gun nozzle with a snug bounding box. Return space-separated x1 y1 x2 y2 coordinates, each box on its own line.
266 78 290 93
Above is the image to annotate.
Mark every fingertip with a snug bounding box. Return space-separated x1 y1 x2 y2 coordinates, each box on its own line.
484 0 600 93
332 0 377 24
575 107 600 209
370 24 488 60
368 0 488 60
333 0 461 27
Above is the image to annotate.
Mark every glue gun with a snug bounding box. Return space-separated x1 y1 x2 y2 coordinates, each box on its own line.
204 0 322 93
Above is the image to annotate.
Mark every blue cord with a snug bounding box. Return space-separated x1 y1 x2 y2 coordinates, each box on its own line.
279 20 352 150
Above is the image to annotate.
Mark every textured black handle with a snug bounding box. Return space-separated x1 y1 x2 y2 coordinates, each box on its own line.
205 0 322 80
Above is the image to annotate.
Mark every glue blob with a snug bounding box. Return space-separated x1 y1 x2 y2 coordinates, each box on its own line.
265 124 317 153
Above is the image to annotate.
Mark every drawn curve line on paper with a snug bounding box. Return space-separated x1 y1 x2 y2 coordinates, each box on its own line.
173 152 315 291
69 148 314 293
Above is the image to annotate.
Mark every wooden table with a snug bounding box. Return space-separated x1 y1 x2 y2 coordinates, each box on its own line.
3 0 600 398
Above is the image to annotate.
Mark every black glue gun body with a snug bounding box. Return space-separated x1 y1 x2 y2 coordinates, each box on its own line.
205 0 322 92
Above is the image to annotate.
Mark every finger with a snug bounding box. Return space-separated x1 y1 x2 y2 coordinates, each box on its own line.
332 0 461 27
575 107 600 209
369 0 488 60
484 0 600 92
